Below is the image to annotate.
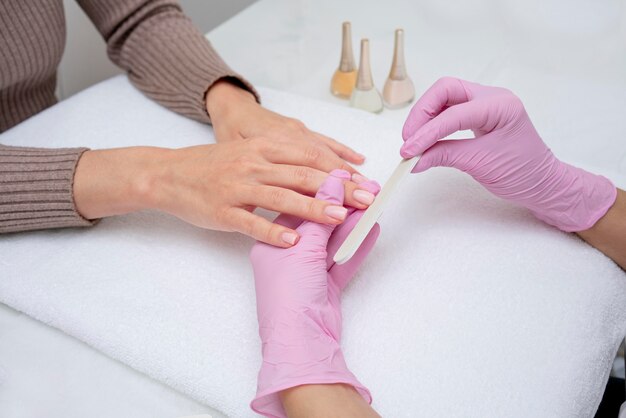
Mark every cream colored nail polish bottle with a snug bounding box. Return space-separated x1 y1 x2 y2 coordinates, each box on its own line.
350 39 383 114
383 29 415 109
331 22 357 99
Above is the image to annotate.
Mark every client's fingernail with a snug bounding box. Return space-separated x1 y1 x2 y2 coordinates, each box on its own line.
324 205 348 221
356 152 366 161
281 232 299 245
353 189 375 205
352 173 369 184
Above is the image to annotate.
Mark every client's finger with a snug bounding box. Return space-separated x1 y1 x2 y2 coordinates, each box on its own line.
245 185 347 225
226 208 300 248
258 164 375 209
312 131 366 165
296 169 351 245
259 139 357 175
273 213 303 230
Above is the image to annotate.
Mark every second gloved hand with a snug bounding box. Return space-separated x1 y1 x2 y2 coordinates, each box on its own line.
250 169 381 418
400 77 616 232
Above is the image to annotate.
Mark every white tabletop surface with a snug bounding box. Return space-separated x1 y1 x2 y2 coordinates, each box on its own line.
2 0 625 417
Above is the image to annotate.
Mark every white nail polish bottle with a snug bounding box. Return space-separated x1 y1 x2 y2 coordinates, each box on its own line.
350 39 383 114
383 29 415 109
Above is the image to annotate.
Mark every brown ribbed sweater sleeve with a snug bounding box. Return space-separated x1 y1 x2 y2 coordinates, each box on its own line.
0 0 259 234
77 0 259 123
0 145 94 233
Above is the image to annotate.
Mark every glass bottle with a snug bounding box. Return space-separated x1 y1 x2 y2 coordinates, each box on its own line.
350 39 383 113
331 22 357 99
383 29 415 109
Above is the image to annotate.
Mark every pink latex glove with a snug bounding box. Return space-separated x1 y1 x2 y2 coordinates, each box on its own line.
400 77 616 232
250 169 381 418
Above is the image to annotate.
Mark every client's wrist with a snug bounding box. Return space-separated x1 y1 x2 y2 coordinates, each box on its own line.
73 146 169 219
205 78 256 122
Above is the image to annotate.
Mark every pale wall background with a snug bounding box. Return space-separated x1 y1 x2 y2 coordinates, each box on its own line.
58 0 257 99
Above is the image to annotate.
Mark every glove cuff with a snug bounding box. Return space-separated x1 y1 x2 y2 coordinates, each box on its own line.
251 311 370 418
529 162 617 232
251 363 371 418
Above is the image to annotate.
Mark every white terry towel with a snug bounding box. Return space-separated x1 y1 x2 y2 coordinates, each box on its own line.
1 76 625 417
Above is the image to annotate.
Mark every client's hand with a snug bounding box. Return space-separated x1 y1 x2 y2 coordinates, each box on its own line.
206 79 365 165
249 169 380 418
400 77 616 232
74 139 377 248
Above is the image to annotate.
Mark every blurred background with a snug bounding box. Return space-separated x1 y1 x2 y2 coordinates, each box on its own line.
58 0 257 98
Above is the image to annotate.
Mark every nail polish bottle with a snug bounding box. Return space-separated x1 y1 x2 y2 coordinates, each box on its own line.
331 22 357 99
383 29 415 109
350 39 383 114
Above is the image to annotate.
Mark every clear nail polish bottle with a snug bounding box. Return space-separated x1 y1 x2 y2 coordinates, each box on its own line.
331 22 357 99
383 29 415 109
350 39 383 114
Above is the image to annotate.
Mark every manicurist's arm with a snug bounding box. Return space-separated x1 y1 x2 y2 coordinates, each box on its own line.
577 189 626 270
280 384 379 418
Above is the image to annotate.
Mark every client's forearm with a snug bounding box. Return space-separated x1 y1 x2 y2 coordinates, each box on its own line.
73 147 165 219
280 384 380 418
577 188 626 270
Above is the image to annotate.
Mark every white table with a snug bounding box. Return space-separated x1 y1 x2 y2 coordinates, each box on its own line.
2 0 625 416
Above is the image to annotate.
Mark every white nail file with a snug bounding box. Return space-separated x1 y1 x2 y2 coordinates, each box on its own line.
334 155 420 265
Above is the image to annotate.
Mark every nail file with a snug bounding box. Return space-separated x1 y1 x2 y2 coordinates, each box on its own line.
334 155 420 265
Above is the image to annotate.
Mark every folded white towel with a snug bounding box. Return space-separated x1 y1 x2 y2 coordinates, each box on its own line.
1 76 625 417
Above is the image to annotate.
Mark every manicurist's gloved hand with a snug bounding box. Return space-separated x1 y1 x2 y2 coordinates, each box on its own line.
250 169 381 418
400 77 617 232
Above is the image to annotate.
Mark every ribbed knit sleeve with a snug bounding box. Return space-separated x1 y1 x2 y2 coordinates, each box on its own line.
0 0 257 234
0 145 95 233
77 0 259 123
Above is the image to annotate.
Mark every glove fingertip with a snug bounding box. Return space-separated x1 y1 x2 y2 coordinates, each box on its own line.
400 141 422 159
329 169 351 180
316 170 350 204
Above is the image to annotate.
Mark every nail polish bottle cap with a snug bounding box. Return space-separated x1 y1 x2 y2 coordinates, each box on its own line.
339 22 356 72
356 38 374 90
389 29 408 80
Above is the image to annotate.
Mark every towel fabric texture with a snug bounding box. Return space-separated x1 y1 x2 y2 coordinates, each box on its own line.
0 76 625 417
